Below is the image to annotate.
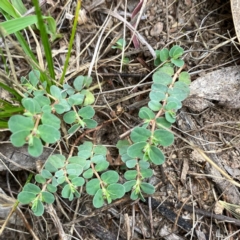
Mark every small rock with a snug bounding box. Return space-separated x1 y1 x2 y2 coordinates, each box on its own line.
150 22 163 37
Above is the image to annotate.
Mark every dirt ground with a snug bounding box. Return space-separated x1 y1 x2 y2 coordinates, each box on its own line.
1 0 240 239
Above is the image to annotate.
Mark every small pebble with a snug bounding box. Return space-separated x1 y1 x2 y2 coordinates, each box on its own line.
150 22 163 36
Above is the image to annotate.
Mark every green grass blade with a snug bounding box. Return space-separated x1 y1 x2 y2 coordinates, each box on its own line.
11 0 27 15
0 0 20 18
60 0 81 84
0 82 22 102
32 0 55 82
0 15 37 36
0 121 8 128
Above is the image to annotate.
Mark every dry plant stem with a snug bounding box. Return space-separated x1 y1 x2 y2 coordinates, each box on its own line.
46 205 68 240
102 9 156 58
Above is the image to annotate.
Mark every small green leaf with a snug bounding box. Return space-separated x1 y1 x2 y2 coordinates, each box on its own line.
156 117 172 129
41 113 60 129
148 146 165 165
84 119 97 129
83 169 93 179
71 177 85 186
107 183 125 200
81 90 95 106
139 160 150 169
169 45 184 59
158 66 174 76
164 101 178 111
68 93 84 106
91 155 105 163
50 85 62 100
69 156 86 167
126 159 137 168
101 170 119 184
18 192 36 204
47 184 57 193
55 169 64 177
66 164 83 176
166 97 182 110
159 48 169 61
140 182 155 194
179 71 191 85
95 161 109 172
86 179 100 195
127 142 146 158
93 145 107 155
124 170 137 180
28 137 43 157
29 70 40 86
138 107 155 120
38 124 60 143
171 58 184 67
10 130 29 147
8 115 34 132
148 100 162 111
78 106 95 119
68 124 80 134
140 169 153 178
93 189 104 208
34 95 51 107
124 180 137 192
40 169 52 179
149 90 165 102
63 111 77 124
130 127 151 143
42 191 55 204
57 176 66 184
23 183 41 194
32 199 44 216
22 98 41 114
47 154 66 169
153 71 172 85
165 111 176 123
61 184 72 198
73 76 84 91
35 174 46 184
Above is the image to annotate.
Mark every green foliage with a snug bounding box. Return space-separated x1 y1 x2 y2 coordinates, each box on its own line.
13 45 190 217
112 38 130 65
8 70 96 157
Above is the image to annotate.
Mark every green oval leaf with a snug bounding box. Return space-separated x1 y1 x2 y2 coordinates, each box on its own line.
86 178 100 195
139 107 155 120
71 177 85 186
41 112 61 129
95 161 109 172
169 45 184 59
10 130 29 147
42 191 55 204
140 182 155 194
23 183 41 194
152 71 172 85
101 170 119 184
35 174 46 184
83 169 93 179
78 106 95 119
93 189 104 208
18 192 36 204
148 146 165 165
107 183 125 200
38 124 60 143
47 154 66 169
130 127 151 143
8 115 34 132
32 199 44 216
127 142 146 158
28 137 43 157
124 180 137 192
124 170 137 180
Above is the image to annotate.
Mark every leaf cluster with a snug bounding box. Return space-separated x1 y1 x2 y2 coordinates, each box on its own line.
14 45 191 217
8 71 96 157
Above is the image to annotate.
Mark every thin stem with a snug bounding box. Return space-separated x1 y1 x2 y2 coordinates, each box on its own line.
60 0 82 84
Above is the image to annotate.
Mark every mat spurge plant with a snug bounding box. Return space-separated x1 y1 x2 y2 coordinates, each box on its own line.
8 45 190 216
